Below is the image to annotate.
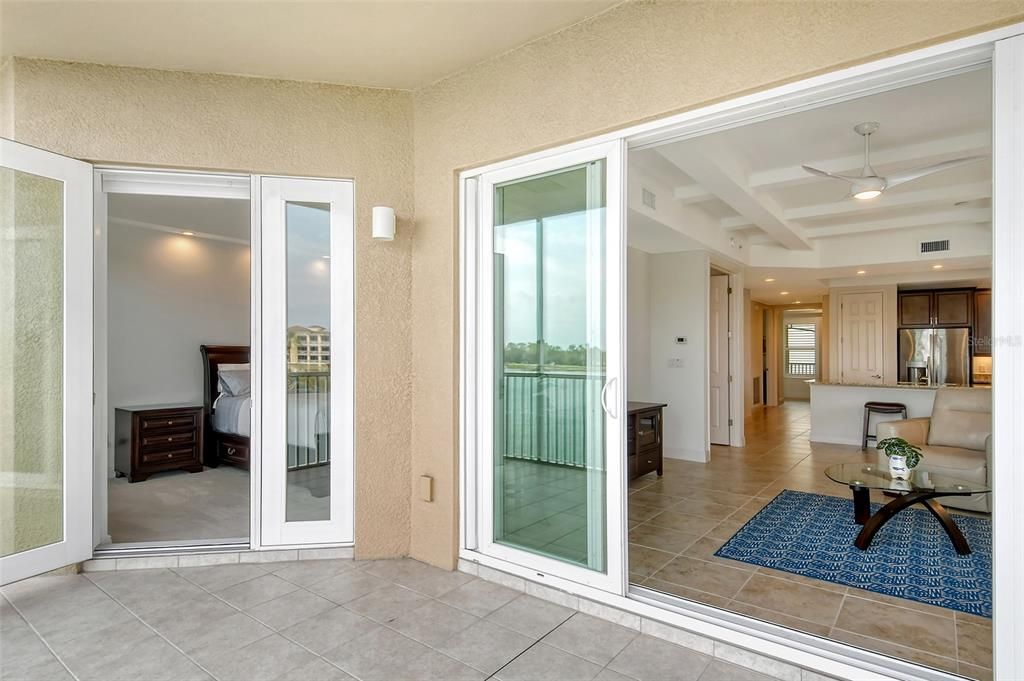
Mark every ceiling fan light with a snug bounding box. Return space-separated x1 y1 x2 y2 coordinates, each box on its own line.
853 189 882 200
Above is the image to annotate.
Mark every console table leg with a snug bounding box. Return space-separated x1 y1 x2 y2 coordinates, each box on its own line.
851 486 870 525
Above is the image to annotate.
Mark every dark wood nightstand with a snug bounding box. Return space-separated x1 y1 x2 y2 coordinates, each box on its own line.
114 404 205 483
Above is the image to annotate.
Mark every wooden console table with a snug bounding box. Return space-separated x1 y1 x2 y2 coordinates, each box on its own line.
627 401 666 481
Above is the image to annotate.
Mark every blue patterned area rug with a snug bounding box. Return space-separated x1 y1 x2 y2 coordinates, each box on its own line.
715 490 991 618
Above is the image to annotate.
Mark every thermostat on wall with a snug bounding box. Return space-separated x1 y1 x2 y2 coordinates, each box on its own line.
675 336 688 344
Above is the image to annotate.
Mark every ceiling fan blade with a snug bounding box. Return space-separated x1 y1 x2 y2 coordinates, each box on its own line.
884 155 987 188
801 165 862 184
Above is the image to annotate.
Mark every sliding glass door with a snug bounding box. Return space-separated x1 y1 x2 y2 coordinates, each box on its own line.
259 177 353 547
467 141 625 591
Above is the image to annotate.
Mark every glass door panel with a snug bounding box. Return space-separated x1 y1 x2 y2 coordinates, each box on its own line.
0 140 93 585
260 178 353 547
493 163 607 570
473 141 624 592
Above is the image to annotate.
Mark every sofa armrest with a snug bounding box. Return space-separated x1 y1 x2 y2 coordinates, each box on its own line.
876 417 930 446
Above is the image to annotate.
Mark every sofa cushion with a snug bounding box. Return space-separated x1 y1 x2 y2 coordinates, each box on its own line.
927 387 991 451
918 445 987 481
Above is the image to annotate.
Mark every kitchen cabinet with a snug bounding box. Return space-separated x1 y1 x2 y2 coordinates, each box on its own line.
898 289 973 328
898 292 932 327
973 289 992 357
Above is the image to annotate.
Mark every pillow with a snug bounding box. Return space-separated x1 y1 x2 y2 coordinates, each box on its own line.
218 364 251 396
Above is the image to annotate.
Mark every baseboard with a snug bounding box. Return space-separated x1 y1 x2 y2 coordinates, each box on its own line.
809 431 862 447
663 446 709 462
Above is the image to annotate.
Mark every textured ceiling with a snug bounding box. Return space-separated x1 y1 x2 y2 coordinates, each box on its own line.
0 0 620 90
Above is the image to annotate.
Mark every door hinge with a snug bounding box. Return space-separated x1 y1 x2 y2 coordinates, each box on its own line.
728 287 733 294
728 375 733 383
728 418 734 426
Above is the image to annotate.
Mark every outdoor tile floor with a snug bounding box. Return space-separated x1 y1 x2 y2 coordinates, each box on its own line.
628 401 993 680
1 557 777 681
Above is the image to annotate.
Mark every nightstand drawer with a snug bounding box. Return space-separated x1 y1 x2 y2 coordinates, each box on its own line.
141 412 198 432
141 430 196 448
141 446 198 465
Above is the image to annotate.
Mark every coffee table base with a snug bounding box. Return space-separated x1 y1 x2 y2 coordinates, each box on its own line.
848 486 972 556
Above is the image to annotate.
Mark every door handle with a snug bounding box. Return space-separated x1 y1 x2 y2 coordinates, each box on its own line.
600 377 618 419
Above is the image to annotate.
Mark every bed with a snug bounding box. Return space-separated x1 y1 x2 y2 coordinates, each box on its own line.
201 344 332 472
201 344 251 469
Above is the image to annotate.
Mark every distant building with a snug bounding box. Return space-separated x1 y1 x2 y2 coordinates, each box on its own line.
287 325 330 370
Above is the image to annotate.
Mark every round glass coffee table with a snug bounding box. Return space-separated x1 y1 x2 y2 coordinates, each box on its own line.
824 463 989 555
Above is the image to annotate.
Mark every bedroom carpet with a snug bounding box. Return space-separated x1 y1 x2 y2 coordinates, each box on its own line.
108 465 334 543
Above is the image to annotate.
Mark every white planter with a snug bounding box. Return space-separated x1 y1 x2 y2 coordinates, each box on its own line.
888 454 910 480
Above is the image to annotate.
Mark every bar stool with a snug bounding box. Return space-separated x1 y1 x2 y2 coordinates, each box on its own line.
862 401 908 449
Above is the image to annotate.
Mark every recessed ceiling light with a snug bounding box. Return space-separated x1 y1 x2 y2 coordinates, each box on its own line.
780 291 790 295
856 270 867 275
932 264 944 269
181 231 195 236
764 278 775 282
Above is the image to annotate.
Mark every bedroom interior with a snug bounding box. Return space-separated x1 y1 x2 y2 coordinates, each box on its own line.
105 193 338 545
620 67 994 675
105 193 252 544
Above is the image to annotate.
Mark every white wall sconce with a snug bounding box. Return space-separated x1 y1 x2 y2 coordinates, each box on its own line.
372 206 396 241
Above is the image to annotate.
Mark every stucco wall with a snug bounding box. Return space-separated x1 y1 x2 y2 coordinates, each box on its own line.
410 1 1024 568
3 58 415 559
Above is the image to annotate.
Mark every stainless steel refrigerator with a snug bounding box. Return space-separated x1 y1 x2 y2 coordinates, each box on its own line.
898 327 971 386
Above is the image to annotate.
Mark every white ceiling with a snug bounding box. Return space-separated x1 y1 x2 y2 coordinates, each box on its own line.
0 0 620 90
628 68 993 305
108 194 250 242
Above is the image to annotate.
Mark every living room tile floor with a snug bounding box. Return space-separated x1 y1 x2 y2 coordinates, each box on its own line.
628 401 992 680
2 557 774 681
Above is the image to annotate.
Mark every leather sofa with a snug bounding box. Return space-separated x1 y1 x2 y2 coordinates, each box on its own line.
875 387 991 513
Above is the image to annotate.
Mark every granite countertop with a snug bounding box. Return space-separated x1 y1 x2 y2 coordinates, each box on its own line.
810 381 943 390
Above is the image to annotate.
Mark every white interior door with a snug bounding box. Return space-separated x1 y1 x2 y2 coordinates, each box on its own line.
1 139 93 584
470 140 625 592
259 176 354 547
841 291 885 385
709 274 729 445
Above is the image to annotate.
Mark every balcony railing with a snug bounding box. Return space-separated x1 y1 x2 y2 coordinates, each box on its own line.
287 370 330 471
500 370 604 468
786 363 816 377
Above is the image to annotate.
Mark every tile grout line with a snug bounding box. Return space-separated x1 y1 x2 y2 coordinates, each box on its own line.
482 609 578 681
1 592 83 681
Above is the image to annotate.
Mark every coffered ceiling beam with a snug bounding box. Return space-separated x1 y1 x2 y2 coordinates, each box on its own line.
784 181 991 222
804 207 991 239
658 145 813 251
747 131 990 190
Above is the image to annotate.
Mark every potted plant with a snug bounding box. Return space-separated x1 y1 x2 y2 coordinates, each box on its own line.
876 437 923 480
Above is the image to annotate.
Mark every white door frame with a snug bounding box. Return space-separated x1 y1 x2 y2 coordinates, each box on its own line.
0 139 93 584
258 175 355 548
464 139 626 592
92 167 253 550
460 22 1024 681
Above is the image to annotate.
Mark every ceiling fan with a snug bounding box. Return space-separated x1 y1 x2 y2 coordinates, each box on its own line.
801 122 985 200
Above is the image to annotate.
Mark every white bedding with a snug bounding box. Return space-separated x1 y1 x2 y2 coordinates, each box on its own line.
211 393 329 450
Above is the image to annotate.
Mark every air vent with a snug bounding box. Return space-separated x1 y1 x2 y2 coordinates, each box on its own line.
920 239 950 254
642 187 657 210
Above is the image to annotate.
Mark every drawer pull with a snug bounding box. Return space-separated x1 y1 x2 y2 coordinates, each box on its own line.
167 420 173 425
167 437 173 442
167 453 173 459
227 447 236 456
